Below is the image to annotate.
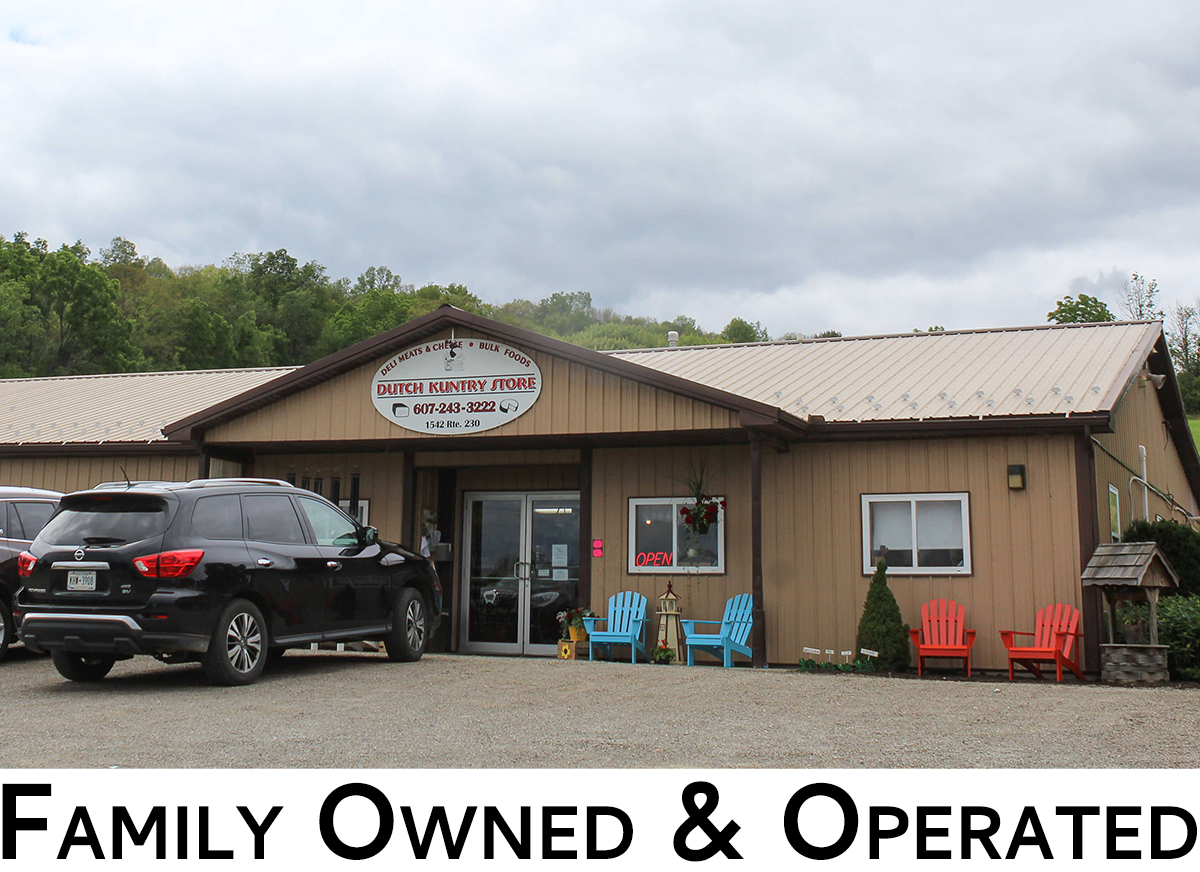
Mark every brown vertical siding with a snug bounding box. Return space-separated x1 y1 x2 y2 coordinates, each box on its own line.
0 454 199 493
590 436 1081 670
1093 375 1197 540
590 445 752 652
203 329 739 445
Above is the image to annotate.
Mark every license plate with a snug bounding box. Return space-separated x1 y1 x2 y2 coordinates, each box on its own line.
66 570 96 591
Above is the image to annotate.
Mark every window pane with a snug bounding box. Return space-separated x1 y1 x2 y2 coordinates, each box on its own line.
243 495 306 544
678 517 720 567
11 502 55 540
633 503 674 569
916 500 964 567
870 501 912 567
192 495 243 540
40 495 170 545
297 497 359 546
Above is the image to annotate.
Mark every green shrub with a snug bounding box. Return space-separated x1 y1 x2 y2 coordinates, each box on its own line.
1157 596 1200 680
1123 519 1200 597
854 559 911 672
1117 596 1200 680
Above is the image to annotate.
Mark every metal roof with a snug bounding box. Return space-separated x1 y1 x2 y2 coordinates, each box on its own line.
608 321 1162 424
0 368 297 445
0 319 1171 446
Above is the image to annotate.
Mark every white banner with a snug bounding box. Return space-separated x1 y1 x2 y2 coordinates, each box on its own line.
3 770 1195 867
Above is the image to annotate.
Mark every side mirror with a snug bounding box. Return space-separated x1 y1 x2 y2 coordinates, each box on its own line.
361 525 379 546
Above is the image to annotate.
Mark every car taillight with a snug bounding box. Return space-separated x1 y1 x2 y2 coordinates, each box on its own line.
133 549 204 578
17 551 36 577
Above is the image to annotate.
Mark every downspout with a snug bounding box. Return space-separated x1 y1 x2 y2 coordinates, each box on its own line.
750 432 767 667
1141 445 1150 521
1076 426 1102 672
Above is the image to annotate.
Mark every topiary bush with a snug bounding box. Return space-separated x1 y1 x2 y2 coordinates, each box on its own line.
854 559 911 672
1123 519 1200 597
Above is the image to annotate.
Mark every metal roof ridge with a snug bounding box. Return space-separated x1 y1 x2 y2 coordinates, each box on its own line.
604 319 1159 355
0 366 300 385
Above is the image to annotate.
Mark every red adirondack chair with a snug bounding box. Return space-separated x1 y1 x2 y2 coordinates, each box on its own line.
909 599 977 676
999 603 1085 681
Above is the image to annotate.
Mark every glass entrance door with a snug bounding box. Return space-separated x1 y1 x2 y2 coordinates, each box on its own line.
460 492 580 655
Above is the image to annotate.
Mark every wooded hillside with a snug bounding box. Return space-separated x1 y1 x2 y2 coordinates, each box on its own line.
0 233 776 378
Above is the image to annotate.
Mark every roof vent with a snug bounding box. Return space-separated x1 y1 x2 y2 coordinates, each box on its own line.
667 331 679 347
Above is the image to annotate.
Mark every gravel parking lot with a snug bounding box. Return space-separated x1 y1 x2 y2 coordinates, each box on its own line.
3 647 1197 768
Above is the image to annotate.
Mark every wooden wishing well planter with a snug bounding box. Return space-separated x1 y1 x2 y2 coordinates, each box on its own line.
1082 542 1179 685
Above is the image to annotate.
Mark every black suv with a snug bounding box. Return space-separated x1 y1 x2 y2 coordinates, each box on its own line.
0 486 63 661
16 479 441 685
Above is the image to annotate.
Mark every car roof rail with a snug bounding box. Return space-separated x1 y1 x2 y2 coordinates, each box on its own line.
184 478 293 488
92 480 179 490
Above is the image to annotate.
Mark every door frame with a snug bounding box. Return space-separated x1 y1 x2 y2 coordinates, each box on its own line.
458 490 580 656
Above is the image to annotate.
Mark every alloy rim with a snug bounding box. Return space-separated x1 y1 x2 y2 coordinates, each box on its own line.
405 599 425 650
225 612 262 673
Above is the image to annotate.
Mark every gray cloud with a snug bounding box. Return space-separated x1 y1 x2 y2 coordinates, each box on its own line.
3 2 1199 337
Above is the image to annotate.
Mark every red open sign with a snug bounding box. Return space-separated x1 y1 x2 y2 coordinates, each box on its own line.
635 551 673 567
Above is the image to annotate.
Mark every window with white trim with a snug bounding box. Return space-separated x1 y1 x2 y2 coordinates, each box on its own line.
861 493 971 575
628 497 725 574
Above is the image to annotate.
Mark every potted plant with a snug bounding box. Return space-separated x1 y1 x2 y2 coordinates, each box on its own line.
679 464 726 536
557 606 596 641
651 640 677 665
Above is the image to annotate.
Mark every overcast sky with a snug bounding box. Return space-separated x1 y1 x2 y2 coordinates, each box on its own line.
4 2 1199 337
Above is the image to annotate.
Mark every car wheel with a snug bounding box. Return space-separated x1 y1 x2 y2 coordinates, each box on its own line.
52 651 116 682
386 588 427 662
202 599 267 686
0 606 11 662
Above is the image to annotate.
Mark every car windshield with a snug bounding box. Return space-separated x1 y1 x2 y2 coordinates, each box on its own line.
38 494 172 546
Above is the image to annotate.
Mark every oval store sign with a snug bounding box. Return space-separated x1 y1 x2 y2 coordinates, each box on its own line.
371 338 543 434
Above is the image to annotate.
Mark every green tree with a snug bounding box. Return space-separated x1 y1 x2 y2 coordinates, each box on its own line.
1177 372 1200 416
409 283 489 319
720 317 768 343
854 559 911 672
351 265 412 297
33 246 143 373
1047 294 1114 324
1118 272 1162 321
0 279 45 377
320 286 413 354
1168 302 1199 377
815 329 842 338
535 291 594 336
175 299 237 370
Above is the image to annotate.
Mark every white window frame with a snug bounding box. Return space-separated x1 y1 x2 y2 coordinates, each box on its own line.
861 492 971 576
628 496 725 574
339 499 370 527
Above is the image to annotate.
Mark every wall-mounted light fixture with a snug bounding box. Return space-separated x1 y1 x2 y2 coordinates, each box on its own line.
1008 464 1026 490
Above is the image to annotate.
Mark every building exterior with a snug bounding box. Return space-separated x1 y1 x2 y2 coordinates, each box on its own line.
2 306 1197 671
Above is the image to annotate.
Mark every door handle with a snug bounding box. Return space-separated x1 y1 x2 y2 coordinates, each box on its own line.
326 561 342 570
257 558 274 567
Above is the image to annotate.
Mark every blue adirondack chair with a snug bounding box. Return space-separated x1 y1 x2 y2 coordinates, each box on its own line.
682 593 754 667
582 591 649 664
